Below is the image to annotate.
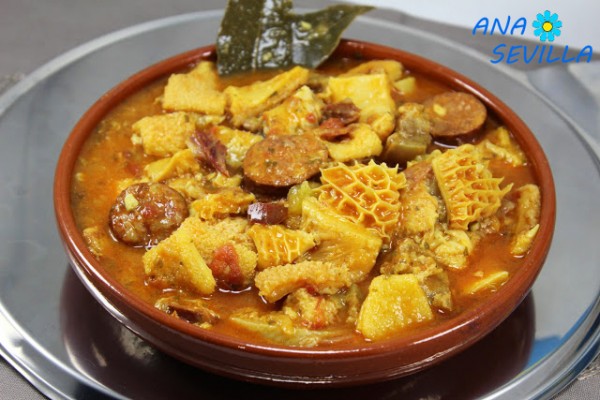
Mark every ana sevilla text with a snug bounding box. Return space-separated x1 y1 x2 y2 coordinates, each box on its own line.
472 16 593 65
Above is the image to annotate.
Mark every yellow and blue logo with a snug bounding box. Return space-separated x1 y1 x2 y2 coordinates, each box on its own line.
532 11 562 42
472 10 593 64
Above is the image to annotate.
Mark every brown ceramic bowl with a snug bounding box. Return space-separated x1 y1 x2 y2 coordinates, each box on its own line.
54 39 556 387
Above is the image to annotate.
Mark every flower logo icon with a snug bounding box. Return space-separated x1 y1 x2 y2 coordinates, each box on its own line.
533 11 562 42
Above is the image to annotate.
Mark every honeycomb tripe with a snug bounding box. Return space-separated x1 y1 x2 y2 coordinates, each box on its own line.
432 144 512 230
248 224 316 269
317 160 406 239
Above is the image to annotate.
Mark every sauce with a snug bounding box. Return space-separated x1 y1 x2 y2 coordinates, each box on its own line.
71 58 540 346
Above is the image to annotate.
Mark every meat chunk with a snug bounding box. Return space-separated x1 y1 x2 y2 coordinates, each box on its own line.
248 224 316 269
398 181 439 235
155 295 219 326
412 264 453 311
82 226 109 257
187 130 229 176
254 260 350 303
242 133 328 187
357 274 433 340
431 144 511 230
262 85 323 136
327 73 396 140
211 125 263 169
301 197 383 282
341 60 404 81
282 285 364 329
225 66 310 128
208 243 245 290
381 103 432 165
322 101 361 125
190 187 255 220
424 92 487 138
314 118 351 141
426 226 475 270
247 202 288 225
109 182 188 247
510 184 541 255
379 237 453 311
144 149 200 182
143 225 216 294
162 61 225 115
132 112 196 157
142 217 257 293
322 123 383 162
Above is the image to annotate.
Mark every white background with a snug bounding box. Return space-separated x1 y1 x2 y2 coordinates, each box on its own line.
346 0 600 50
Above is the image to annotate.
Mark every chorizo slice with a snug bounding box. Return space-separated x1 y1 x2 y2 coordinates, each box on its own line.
322 101 361 125
424 92 487 137
208 243 245 290
247 202 288 225
243 133 328 187
314 118 351 141
187 130 229 176
109 182 188 247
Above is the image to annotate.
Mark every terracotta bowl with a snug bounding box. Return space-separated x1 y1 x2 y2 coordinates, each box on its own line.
54 39 556 387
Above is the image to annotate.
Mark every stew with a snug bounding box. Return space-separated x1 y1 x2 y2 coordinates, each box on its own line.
71 56 541 347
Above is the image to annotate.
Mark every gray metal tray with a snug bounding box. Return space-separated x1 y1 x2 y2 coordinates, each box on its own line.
0 9 599 400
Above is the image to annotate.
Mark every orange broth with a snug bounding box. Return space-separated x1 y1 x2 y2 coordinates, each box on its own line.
71 59 537 346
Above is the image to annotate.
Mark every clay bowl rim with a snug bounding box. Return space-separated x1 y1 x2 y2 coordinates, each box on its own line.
54 39 556 361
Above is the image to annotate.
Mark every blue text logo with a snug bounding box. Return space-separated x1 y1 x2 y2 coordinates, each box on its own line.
472 10 593 65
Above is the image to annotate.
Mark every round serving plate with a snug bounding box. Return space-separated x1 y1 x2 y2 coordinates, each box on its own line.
0 8 598 400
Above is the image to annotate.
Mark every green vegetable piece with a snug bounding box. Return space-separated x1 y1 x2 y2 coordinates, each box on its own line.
382 131 431 164
286 181 315 216
382 103 433 164
217 0 373 75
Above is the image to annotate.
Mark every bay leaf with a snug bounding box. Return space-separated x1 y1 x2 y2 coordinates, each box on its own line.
216 0 373 75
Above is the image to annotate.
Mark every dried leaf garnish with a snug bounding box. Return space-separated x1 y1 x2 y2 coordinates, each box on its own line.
216 0 373 75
